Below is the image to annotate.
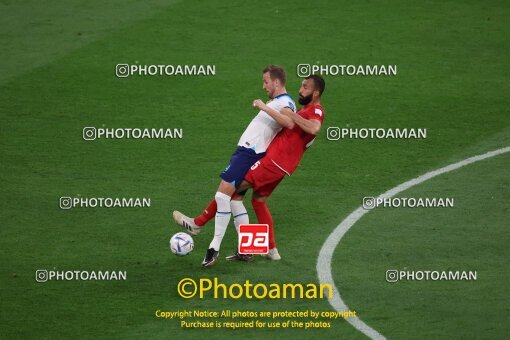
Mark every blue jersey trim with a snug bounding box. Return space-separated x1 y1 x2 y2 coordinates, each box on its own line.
274 93 296 111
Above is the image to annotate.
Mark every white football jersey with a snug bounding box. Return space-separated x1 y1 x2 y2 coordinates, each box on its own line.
238 93 296 154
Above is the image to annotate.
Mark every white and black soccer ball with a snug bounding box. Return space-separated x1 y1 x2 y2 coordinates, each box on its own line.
169 232 194 256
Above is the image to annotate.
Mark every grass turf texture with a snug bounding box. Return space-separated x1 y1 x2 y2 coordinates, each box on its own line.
1 0 509 338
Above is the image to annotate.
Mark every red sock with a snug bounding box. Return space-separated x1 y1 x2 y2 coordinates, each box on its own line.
194 199 217 226
251 200 275 249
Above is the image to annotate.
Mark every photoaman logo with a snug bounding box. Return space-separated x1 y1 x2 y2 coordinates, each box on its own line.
177 278 333 299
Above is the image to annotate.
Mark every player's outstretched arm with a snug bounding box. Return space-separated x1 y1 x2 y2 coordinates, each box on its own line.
252 99 295 129
281 108 321 135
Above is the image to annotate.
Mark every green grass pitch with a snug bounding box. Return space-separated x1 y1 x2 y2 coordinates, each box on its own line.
1 0 509 338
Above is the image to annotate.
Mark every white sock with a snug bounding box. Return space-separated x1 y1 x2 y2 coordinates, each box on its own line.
231 200 249 233
209 192 231 251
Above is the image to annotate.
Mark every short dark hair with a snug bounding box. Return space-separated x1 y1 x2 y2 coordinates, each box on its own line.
306 75 325 96
263 64 287 85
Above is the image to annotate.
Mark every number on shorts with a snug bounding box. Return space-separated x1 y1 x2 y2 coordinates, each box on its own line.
250 161 261 170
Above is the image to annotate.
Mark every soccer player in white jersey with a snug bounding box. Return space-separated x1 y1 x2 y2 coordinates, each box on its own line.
173 65 295 267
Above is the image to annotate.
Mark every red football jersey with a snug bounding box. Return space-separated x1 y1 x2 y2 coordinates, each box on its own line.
265 104 325 175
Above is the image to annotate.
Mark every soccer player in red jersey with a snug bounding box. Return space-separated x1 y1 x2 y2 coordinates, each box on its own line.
174 75 326 265
227 74 325 261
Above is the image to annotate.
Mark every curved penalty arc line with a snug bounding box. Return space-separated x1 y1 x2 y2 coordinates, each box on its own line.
317 146 510 339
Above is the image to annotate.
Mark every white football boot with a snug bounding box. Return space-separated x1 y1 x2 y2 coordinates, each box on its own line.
173 210 201 235
261 247 281 260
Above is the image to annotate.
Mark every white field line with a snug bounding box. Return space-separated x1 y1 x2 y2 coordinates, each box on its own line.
317 146 510 339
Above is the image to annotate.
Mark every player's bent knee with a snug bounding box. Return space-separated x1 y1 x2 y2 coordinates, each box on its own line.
252 192 268 202
217 180 236 195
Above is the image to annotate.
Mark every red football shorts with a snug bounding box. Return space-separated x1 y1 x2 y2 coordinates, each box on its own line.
244 157 286 197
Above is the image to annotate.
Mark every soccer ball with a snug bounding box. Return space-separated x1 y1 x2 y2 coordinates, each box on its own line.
169 232 194 256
